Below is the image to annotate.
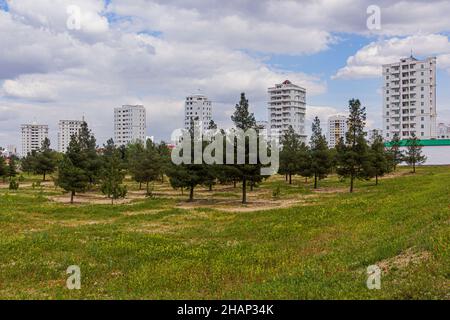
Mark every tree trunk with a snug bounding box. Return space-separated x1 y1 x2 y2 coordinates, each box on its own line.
289 174 292 185
181 187 184 195
314 173 318 189
189 186 194 202
111 197 114 205
242 176 247 204
139 182 142 190
413 162 416 173
146 181 150 196
209 184 213 191
305 177 308 183
70 191 75 204
376 175 378 185
350 174 354 193
285 174 288 182
233 180 237 188
43 172 46 182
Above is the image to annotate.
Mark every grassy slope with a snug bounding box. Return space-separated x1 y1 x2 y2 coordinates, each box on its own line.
0 167 448 299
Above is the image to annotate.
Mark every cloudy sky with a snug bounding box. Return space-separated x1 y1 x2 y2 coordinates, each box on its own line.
1 0 450 149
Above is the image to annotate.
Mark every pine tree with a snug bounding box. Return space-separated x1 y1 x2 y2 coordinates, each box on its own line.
298 142 313 183
0 156 7 182
231 93 257 131
127 140 163 196
139 140 163 196
387 133 404 171
207 120 218 131
56 135 90 203
336 99 371 192
157 141 171 183
279 126 302 184
230 92 261 204
8 157 17 180
404 134 427 173
77 121 101 186
100 139 127 204
34 138 58 181
127 142 146 189
167 162 207 201
370 134 390 185
309 117 332 189
166 125 208 201
20 151 37 175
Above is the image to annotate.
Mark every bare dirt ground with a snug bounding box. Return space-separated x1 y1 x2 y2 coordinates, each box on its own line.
377 247 431 275
176 197 315 212
48 193 135 205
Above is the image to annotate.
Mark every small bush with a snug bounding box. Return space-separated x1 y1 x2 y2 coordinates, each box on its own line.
272 186 281 199
9 180 19 190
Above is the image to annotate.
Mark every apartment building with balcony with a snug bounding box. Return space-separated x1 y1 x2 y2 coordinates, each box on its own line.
268 80 307 143
21 123 49 156
382 56 437 140
114 105 147 146
437 122 450 139
327 115 347 148
184 94 212 132
58 119 85 153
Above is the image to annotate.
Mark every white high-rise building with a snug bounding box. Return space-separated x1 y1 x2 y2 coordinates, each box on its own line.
382 56 437 140
21 123 49 156
58 119 84 153
256 120 269 140
327 115 347 148
114 105 146 146
367 128 384 144
184 94 212 132
437 123 450 139
6 145 17 157
268 80 306 143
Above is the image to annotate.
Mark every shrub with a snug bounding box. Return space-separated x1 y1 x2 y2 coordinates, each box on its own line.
9 179 19 190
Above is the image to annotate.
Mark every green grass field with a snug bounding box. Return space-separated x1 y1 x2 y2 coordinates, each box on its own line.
0 166 449 299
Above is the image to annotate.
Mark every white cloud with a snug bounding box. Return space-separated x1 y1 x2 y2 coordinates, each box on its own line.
334 34 450 79
2 76 58 102
1 0 450 147
7 0 109 40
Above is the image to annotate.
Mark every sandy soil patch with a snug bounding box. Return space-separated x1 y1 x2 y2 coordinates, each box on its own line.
48 193 135 205
122 209 167 216
176 197 314 213
377 248 431 275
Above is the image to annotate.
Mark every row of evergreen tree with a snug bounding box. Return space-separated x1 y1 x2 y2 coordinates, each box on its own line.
0 95 426 204
279 99 426 193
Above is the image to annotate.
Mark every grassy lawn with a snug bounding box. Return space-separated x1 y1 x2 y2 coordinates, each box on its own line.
0 167 449 299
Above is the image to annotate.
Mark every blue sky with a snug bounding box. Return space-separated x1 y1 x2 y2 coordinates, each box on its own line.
1 0 450 149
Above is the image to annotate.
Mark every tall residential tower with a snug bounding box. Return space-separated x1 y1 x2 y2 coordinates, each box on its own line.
114 105 146 146
268 80 306 143
327 115 347 148
184 94 212 132
21 123 49 156
58 119 84 153
382 56 437 140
